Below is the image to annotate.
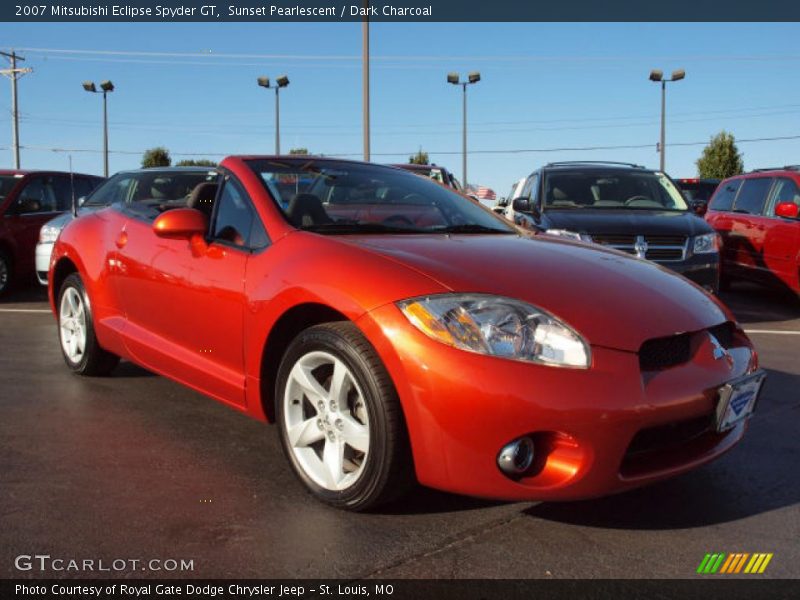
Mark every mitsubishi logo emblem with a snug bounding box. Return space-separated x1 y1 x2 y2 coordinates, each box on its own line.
634 235 649 259
709 333 732 365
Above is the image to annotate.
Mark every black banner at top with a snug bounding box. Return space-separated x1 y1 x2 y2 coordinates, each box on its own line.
3 0 800 22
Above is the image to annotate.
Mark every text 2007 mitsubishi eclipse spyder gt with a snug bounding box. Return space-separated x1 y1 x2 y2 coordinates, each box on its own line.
49 156 765 510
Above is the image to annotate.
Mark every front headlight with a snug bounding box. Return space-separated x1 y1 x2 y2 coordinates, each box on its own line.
544 229 593 243
397 293 591 368
693 233 719 254
39 224 61 244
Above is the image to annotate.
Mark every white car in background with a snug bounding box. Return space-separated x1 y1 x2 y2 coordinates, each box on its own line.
497 177 528 220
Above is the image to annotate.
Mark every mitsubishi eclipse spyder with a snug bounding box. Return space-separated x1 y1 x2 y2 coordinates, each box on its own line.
49 156 766 510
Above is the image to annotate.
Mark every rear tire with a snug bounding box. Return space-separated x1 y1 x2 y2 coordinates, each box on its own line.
58 273 119 376
0 250 12 297
275 322 413 511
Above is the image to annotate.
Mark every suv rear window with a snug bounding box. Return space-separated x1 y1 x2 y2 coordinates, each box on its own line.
733 177 772 215
709 179 742 212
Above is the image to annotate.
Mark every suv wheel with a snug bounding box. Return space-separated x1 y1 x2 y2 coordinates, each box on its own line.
0 250 12 296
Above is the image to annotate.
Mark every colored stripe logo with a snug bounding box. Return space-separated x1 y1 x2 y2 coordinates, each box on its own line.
697 553 773 574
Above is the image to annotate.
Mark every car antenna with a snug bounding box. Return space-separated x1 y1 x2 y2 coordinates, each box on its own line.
69 154 78 218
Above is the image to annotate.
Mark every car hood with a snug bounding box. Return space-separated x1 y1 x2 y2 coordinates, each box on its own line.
43 206 105 230
340 233 729 352
540 209 712 236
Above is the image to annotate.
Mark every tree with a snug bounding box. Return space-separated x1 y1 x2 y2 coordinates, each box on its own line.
409 149 429 165
289 147 310 155
696 131 744 179
141 147 171 168
175 159 218 167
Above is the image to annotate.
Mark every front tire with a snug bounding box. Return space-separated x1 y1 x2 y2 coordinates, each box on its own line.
276 322 413 511
58 273 119 376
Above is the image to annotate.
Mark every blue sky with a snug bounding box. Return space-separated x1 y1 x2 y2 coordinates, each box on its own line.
1 22 799 194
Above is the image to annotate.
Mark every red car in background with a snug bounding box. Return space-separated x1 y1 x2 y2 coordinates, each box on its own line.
0 169 103 296
705 166 800 296
50 156 763 510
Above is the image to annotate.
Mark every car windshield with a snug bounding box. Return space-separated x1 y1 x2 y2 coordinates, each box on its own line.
0 175 21 200
247 159 514 235
543 171 689 211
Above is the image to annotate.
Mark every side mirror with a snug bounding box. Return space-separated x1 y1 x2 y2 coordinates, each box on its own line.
691 199 708 216
153 208 208 239
775 201 799 219
512 197 531 213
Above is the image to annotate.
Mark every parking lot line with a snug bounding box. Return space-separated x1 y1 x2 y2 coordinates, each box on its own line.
0 308 51 313
743 329 800 335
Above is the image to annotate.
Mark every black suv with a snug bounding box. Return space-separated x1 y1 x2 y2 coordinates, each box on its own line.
509 162 720 292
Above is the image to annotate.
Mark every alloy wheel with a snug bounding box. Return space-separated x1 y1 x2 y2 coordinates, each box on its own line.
60 287 87 363
282 350 370 491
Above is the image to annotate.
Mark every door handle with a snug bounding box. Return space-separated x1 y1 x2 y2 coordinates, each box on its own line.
115 231 128 249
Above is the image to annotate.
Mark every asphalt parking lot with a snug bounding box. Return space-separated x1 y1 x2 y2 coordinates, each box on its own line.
1 283 798 580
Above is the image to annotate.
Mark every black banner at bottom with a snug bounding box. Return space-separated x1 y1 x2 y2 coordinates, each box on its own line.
2 579 799 600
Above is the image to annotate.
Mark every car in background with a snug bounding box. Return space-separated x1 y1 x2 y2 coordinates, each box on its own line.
50 155 762 510
496 177 527 217
676 177 721 214
392 163 462 192
36 167 218 285
508 161 721 292
0 169 103 296
705 166 800 296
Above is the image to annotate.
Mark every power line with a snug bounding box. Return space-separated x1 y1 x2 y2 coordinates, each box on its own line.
14 133 800 158
11 46 800 64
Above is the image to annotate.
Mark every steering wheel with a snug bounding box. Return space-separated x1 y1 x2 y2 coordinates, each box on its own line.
624 195 651 206
383 215 415 227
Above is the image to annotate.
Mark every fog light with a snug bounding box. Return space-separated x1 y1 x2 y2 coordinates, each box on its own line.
497 436 535 477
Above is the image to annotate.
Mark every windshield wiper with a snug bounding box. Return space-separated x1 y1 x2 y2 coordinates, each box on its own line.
431 224 513 234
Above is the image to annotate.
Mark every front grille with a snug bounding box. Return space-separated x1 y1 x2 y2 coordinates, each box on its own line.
589 233 687 263
644 234 687 246
639 321 737 371
645 248 685 261
592 234 635 246
625 414 712 457
639 333 692 371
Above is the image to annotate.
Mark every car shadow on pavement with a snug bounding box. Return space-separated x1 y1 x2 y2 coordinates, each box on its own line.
720 284 800 324
524 368 800 530
377 486 507 515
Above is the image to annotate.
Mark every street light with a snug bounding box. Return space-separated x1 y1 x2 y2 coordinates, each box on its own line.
447 71 480 190
257 75 290 154
649 68 685 172
83 79 114 177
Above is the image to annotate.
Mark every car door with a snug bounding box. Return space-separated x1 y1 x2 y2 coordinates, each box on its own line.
761 176 800 291
114 171 256 407
4 174 63 276
727 176 773 276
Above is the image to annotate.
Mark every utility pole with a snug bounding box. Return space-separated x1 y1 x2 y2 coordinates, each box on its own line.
362 0 370 162
0 50 32 169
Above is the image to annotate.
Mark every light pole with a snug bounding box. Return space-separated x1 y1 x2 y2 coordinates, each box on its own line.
649 68 685 172
83 80 114 177
447 71 480 189
257 75 289 155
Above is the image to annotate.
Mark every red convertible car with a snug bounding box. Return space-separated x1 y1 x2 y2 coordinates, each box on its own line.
49 156 764 510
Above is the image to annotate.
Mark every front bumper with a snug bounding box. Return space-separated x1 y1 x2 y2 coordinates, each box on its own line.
35 242 53 285
668 254 720 293
358 302 756 501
